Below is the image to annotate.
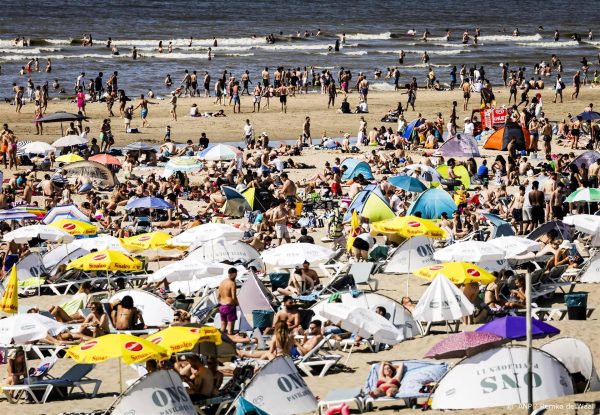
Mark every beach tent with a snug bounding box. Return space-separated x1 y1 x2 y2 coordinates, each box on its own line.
437 134 480 157
541 337 600 392
483 122 530 151
567 150 600 172
110 369 196 415
221 186 251 217
482 213 516 238
436 164 470 189
406 188 457 219
527 220 571 242
241 187 277 213
402 118 423 139
311 292 421 339
237 274 274 327
110 289 174 326
412 275 474 323
579 251 600 283
61 160 118 189
384 235 438 274
432 345 574 410
341 158 374 181
42 204 89 224
343 184 395 223
235 356 317 415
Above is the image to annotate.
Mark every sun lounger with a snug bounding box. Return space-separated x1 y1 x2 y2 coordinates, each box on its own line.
363 360 449 411
295 334 342 377
319 248 349 280
2 363 101 404
348 262 378 292
514 307 595 321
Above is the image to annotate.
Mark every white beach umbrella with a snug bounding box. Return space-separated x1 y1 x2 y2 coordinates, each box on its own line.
412 274 474 322
23 141 56 154
168 223 244 246
146 260 245 283
401 164 442 182
52 135 87 148
0 314 66 344
198 144 242 161
488 236 542 258
186 240 265 271
433 240 506 263
3 224 74 244
563 214 600 235
262 243 334 267
321 303 405 345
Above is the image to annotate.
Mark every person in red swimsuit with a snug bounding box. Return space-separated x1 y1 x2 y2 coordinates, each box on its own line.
369 361 404 398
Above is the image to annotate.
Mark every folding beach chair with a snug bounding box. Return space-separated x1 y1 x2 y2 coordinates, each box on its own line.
295 334 342 377
348 262 378 292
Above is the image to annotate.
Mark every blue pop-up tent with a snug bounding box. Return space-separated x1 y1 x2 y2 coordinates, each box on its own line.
344 184 395 223
407 188 457 219
341 158 374 181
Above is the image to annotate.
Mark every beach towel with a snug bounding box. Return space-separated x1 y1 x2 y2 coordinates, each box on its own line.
365 360 448 399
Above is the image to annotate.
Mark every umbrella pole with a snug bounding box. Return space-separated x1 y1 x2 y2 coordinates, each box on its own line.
406 238 411 296
526 268 533 414
119 359 123 393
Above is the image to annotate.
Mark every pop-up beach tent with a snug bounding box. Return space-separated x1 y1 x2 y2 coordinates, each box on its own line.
541 337 600 392
406 188 457 219
235 356 318 415
437 134 480 157
432 345 574 410
566 150 600 172
241 186 277 212
221 186 251 217
109 369 196 415
110 289 174 326
483 122 530 151
343 184 395 223
341 158 374 181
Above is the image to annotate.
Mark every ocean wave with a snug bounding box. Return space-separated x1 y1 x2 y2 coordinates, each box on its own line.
0 47 62 54
344 51 368 56
342 32 392 40
43 38 73 45
517 40 579 48
370 82 397 91
111 36 266 48
402 63 451 68
477 33 542 42
402 49 470 55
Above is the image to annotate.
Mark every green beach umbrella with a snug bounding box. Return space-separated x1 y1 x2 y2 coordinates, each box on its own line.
565 188 600 203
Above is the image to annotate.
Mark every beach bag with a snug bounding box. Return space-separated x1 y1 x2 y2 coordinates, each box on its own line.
252 310 274 329
268 272 290 291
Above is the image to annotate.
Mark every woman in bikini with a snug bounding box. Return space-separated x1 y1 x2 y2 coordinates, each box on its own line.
79 301 110 338
369 361 403 398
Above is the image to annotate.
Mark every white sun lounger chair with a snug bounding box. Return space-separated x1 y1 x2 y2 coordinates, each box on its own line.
295 334 342 377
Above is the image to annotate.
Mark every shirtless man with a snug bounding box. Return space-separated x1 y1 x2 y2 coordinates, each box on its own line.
134 94 156 128
217 268 238 335
509 185 525 234
278 172 297 201
300 261 319 286
273 296 301 333
550 182 565 220
278 84 288 113
41 173 56 209
302 116 311 145
261 67 270 87
186 355 216 400
111 295 144 330
529 181 545 229
462 78 471 111
543 173 557 220
231 81 241 113
272 198 291 245
359 77 369 103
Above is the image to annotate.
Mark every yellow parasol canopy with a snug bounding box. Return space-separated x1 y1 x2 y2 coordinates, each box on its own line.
66 249 142 272
371 215 446 239
146 326 222 354
414 262 496 285
48 219 97 236
67 333 168 364
0 266 18 316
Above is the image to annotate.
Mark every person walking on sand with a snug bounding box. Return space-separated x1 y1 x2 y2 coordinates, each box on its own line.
134 94 156 128
169 92 177 121
232 81 241 113
462 77 471 111
553 75 564 103
572 70 581 100
252 83 262 113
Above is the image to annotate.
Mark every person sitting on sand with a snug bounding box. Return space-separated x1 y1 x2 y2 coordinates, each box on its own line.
369 361 404 398
111 295 145 330
48 281 92 323
4 347 27 387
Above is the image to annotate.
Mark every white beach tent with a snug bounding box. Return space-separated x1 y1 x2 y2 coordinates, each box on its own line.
110 289 174 326
412 274 474 323
579 251 600 283
110 369 196 415
235 356 318 415
541 337 600 392
383 235 438 274
311 292 421 339
432 345 574 410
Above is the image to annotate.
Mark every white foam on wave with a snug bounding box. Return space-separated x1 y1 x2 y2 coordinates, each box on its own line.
517 40 579 48
402 63 451 68
0 47 62 54
370 82 396 91
402 49 470 55
44 39 72 45
477 33 542 42
344 51 368 56
342 32 392 40
111 36 265 48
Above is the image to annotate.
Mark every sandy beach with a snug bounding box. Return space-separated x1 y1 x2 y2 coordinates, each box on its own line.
1 84 600 415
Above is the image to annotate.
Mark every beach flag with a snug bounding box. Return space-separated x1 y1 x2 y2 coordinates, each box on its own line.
0 266 18 315
346 209 360 252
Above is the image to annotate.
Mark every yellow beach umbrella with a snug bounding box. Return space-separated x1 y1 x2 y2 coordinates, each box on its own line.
67 333 168 364
371 215 446 239
146 326 222 354
66 249 142 272
0 266 18 316
49 218 97 236
56 153 84 164
121 231 186 252
415 262 496 285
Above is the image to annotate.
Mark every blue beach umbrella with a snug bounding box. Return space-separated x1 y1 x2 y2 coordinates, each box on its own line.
125 196 174 210
389 175 427 192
